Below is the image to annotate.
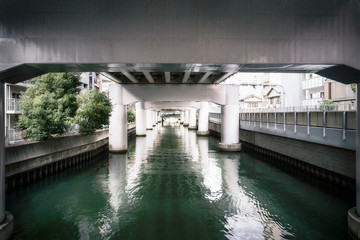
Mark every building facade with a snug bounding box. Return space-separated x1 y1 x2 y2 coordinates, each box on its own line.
4 81 31 143
302 73 356 109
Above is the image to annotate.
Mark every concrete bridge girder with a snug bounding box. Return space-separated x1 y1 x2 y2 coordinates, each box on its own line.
144 101 200 110
1 0 360 84
121 84 237 106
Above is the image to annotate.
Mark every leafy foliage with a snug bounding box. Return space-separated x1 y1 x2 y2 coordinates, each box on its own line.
127 106 136 123
320 99 335 111
322 99 334 105
75 89 112 135
351 84 356 93
17 73 80 141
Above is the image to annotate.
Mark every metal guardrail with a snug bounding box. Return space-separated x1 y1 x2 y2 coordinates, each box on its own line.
209 110 356 151
241 103 356 113
238 120 355 151
209 113 221 123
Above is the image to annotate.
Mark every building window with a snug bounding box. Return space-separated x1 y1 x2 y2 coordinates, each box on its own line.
248 103 258 108
12 93 20 99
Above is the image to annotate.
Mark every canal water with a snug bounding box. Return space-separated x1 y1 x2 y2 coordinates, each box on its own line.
7 124 353 239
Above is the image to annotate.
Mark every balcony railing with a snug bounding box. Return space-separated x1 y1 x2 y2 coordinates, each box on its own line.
302 78 324 90
7 98 21 113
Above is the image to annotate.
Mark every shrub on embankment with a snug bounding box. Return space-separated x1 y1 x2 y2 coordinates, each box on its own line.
17 73 112 141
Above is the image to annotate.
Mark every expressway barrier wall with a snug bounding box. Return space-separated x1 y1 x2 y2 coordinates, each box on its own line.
5 123 136 189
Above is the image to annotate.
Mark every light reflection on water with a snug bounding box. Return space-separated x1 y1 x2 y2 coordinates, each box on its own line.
7 124 352 240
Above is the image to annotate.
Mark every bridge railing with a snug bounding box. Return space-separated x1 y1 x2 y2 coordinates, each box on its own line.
242 102 356 113
209 108 356 151
209 113 221 123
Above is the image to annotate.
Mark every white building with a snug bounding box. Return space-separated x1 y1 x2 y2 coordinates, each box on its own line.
240 94 263 109
225 73 304 109
79 72 99 92
302 73 325 107
4 81 31 143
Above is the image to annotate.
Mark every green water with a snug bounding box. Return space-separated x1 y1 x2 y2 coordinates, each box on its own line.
7 125 353 239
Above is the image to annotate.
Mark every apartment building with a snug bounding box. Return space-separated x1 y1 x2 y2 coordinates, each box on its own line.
4 81 31 143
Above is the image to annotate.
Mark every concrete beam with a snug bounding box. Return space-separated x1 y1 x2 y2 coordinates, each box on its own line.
143 71 154 83
120 84 232 105
121 71 138 83
198 72 212 84
214 72 235 84
1 0 360 84
165 72 171 83
100 72 122 84
182 71 191 83
144 101 200 110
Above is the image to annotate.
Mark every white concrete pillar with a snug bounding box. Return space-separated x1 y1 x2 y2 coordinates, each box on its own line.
180 111 184 124
135 102 146 136
348 84 360 239
189 108 197 130
109 84 128 152
0 82 13 236
197 102 209 136
146 109 153 130
153 111 157 126
219 85 241 151
184 109 190 127
357 84 360 213
154 111 157 126
0 83 4 222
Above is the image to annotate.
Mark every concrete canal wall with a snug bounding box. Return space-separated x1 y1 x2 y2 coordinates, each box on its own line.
209 121 355 188
5 123 136 189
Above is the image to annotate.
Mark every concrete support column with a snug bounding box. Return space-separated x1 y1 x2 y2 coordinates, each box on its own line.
153 111 157 126
180 111 184 124
197 102 209 136
135 102 146 136
0 83 13 239
0 83 4 223
189 108 197 130
109 84 127 153
184 110 190 127
146 110 153 130
219 85 241 152
348 84 360 240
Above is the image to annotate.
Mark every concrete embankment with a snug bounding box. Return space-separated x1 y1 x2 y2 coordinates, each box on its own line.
209 121 355 189
5 124 136 189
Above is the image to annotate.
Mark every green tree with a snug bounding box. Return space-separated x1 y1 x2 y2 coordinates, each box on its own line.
127 106 136 123
17 73 80 140
75 89 112 135
351 84 356 93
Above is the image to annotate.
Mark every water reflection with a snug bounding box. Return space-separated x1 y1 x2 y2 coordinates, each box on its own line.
6 124 352 240
126 137 146 202
189 129 199 162
108 153 127 212
198 136 222 201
